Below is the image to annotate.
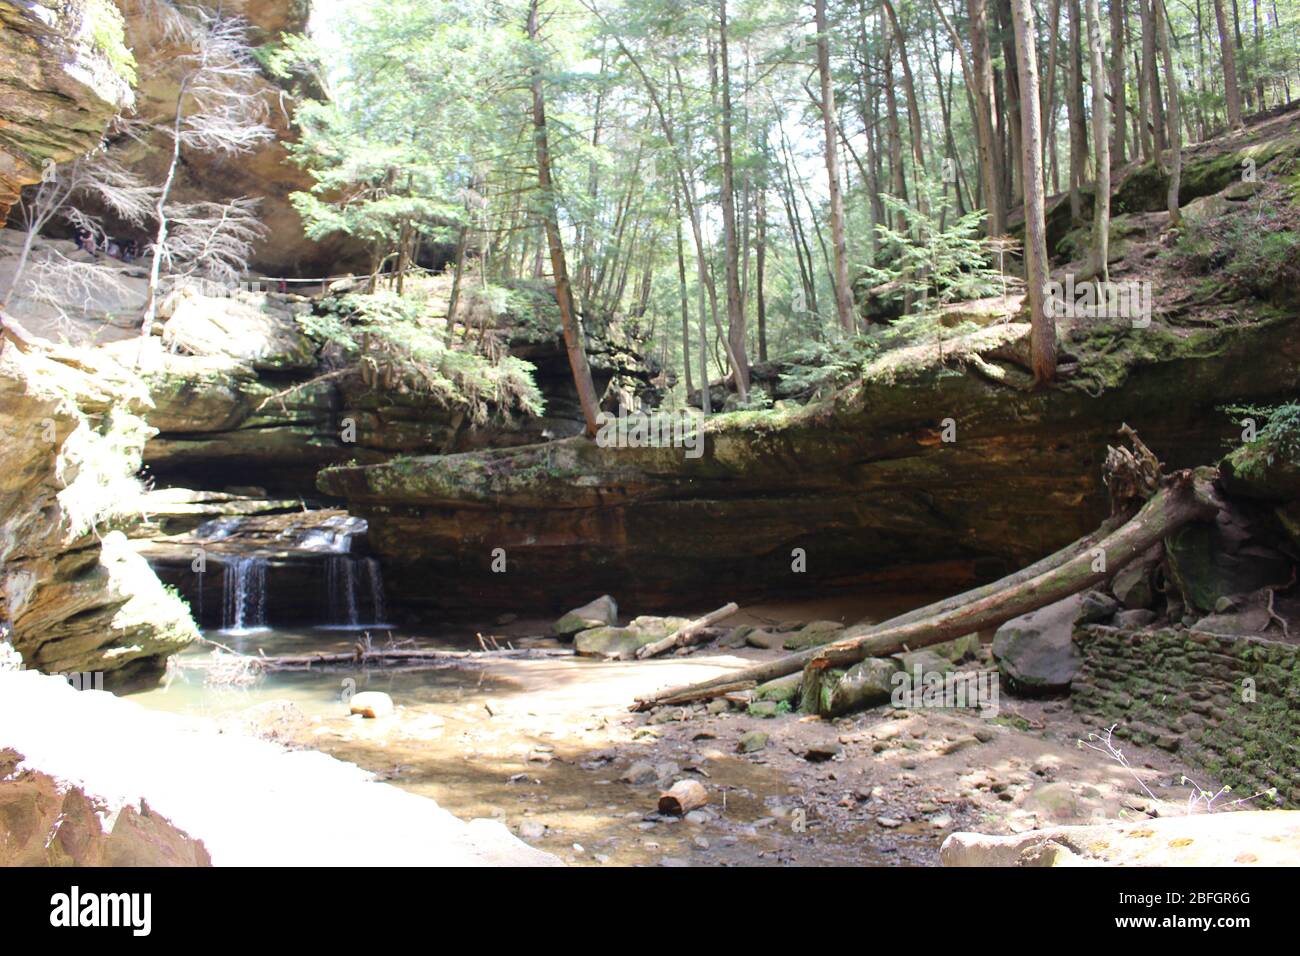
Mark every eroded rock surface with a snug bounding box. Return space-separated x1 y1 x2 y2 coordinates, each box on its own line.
0 336 196 682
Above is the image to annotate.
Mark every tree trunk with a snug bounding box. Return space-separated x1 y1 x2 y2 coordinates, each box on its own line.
1157 0 1184 222
443 221 469 346
755 185 768 362
528 0 601 438
1110 0 1128 164
1068 0 1089 220
1086 0 1112 281
967 0 1006 235
1010 0 1057 386
1140 0 1168 161
1214 0 1244 126
633 469 1219 710
674 196 693 395
715 2 749 395
817 0 856 335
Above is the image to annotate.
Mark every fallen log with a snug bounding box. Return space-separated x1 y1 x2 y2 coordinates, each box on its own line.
658 780 709 815
185 643 573 677
633 467 1220 711
630 516 1123 710
633 602 740 659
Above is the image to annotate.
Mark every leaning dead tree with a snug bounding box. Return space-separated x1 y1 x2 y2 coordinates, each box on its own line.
633 428 1222 711
138 6 273 336
1 147 153 313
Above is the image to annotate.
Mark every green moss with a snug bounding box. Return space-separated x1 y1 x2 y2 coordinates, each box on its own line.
83 0 136 86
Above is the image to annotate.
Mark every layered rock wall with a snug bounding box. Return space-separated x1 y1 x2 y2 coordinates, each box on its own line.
1072 624 1300 808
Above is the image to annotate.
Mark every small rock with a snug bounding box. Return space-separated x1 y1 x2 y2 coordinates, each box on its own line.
1112 563 1156 610
348 691 394 719
1114 608 1158 629
1077 590 1119 623
941 734 982 755
622 761 658 785
876 816 903 829
737 731 769 754
518 820 547 840
802 743 842 762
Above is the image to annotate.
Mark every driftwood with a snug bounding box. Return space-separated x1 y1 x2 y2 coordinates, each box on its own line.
633 602 740 660
633 461 1220 712
658 780 708 815
184 640 573 682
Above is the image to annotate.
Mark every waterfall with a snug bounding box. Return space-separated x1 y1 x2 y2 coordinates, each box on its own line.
221 556 268 633
325 555 389 627
327 555 360 627
365 558 388 625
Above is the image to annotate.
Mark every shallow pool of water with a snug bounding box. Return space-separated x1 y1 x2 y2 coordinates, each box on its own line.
129 625 503 720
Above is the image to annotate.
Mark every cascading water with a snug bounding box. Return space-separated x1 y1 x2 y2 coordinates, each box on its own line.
324 555 390 628
221 556 268 633
365 558 387 624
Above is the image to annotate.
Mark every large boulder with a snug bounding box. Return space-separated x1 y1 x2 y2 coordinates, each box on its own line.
320 305 1300 616
573 615 690 659
552 595 618 637
821 657 902 717
158 288 316 372
1164 504 1294 613
991 594 1084 695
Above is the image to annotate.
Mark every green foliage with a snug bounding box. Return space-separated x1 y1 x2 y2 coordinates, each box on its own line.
1223 402 1300 464
1171 199 1300 301
314 291 545 421
867 181 1003 312
778 336 882 397
82 0 136 87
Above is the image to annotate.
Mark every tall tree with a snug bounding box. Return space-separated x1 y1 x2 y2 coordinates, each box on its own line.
816 0 856 334
715 1 750 392
1086 0 1112 280
1214 0 1245 125
967 0 1006 235
1157 0 1184 222
1010 0 1057 385
1110 0 1128 165
527 0 601 437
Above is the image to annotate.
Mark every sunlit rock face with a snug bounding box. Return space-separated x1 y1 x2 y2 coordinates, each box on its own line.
0 0 133 217
106 0 368 276
0 340 196 685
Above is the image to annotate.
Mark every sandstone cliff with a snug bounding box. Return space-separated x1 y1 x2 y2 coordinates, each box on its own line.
0 333 197 685
0 0 133 217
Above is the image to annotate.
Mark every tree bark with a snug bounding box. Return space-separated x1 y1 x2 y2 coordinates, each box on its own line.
1009 0 1057 386
633 469 1219 710
967 0 1006 235
528 0 601 438
715 1 750 395
817 0 857 335
1110 0 1128 164
1086 0 1112 281
1141 0 1169 160
1214 0 1245 126
1157 0 1184 222
1068 0 1090 220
